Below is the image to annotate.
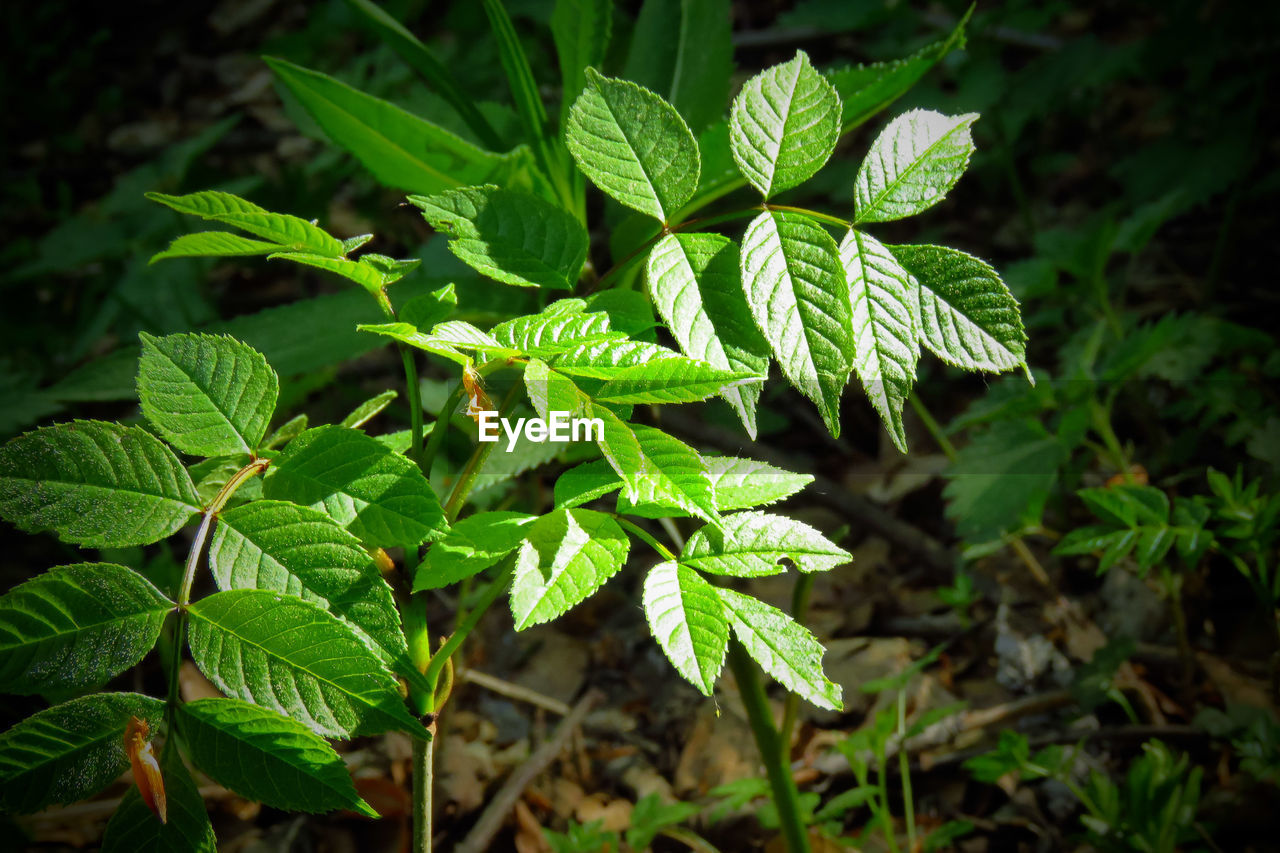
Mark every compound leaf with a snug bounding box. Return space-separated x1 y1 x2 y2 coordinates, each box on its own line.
101 740 215 853
0 420 200 548
705 456 812 511
0 563 171 695
0 692 164 814
853 109 977 224
492 311 619 357
269 252 421 295
264 425 446 547
593 410 718 523
553 459 622 509
646 233 770 434
138 332 280 457
187 589 428 739
594 358 760 405
510 508 629 629
147 190 344 256
642 561 728 696
566 68 699 222
730 51 842 198
177 698 378 818
149 231 283 264
740 210 852 436
717 587 841 710
414 511 536 591
682 511 851 577
840 229 918 452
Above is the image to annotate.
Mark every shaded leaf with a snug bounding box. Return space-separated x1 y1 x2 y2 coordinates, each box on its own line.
510 508 629 629
623 0 733 133
147 190 343 256
101 741 215 853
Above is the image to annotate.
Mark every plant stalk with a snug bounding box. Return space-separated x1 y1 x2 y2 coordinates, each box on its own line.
778 574 815 763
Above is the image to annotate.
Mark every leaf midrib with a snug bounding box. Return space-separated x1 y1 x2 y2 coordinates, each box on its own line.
857 115 972 222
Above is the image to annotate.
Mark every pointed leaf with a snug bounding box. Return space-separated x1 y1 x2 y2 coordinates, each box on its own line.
264 425 446 547
0 563 172 695
853 109 978 224
647 233 770 434
551 339 685 380
642 561 728 696
510 508 629 629
209 500 406 662
553 459 622 509
178 698 378 818
683 510 850 577
149 231 282 264
270 252 420 294
187 589 428 739
890 244 1027 374
566 68 700 221
593 410 718 523
357 321 470 366
400 284 458 330
730 51 842 198
264 56 524 195
0 420 200 547
840 229 918 452
594 358 761 405
101 742 216 853
414 511 536 591
147 190 344 256
492 311 619 357
0 693 164 814
717 587 841 710
342 389 398 429
409 186 587 290
740 209 853 436
705 456 812 511
138 332 280 457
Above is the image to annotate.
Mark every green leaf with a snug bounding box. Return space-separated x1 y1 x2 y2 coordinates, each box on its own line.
149 231 283 264
553 459 622 509
264 425 446 547
642 561 728 696
0 693 165 814
0 563 172 695
593 410 718 524
566 68 700 222
890 244 1028 375
342 389 398 428
178 698 378 818
646 233 770 435
853 109 978 224
550 339 684 380
357 322 471 366
705 456 812 511
187 589 428 739
409 186 587 290
623 0 733 134
492 311 620 357
270 252 421 294
101 741 216 853
717 587 841 710
138 332 280 457
551 0 612 127
414 511 536 591
209 500 406 663
626 793 704 851
0 420 200 548
730 51 842 198
523 358 587 421
594 359 760 405
682 511 851 576
510 508 629 630
740 210 853 436
264 56 523 195
264 413 309 450
147 190 344 256
400 284 458 329
839 229 919 452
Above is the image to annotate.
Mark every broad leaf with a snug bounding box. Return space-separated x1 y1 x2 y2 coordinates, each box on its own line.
492 311 619 357
0 420 200 547
414 511 536 591
646 233 770 434
890 244 1028 375
0 563 171 695
209 500 406 662
178 698 378 818
147 190 344 256
623 0 733 134
551 339 685 380
717 587 841 710
682 511 851 577
264 425 446 547
593 410 718 523
400 284 458 330
594 358 760 405
149 231 282 263
270 252 421 294
740 210 853 436
553 459 622 509
642 561 728 696
410 187 587 290
853 109 978 224
138 332 280 456
523 358 587 421
840 229 919 452
101 741 216 853
730 51 842 198
264 56 523 195
0 693 164 814
566 68 700 222
510 508 629 629
187 589 428 739
357 322 471 366
705 456 812 511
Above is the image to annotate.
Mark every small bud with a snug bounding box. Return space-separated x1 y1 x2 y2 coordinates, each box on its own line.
125 716 167 824
461 363 494 423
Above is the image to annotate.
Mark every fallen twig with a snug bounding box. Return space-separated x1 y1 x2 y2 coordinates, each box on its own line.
458 667 573 716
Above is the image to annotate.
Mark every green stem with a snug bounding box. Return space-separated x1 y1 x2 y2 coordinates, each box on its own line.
897 691 916 852
726 641 812 853
412 737 433 853
615 516 677 562
1090 397 1132 481
778 574 815 763
421 383 466 473
421 561 516 704
909 392 957 463
766 204 851 231
594 206 764 291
